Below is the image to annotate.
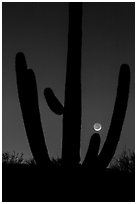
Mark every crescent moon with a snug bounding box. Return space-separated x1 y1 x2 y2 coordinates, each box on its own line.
94 123 102 131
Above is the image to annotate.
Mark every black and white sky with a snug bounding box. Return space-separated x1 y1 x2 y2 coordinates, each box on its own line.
2 2 135 161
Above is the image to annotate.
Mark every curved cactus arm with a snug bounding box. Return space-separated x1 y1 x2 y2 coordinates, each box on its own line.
44 88 64 115
82 133 101 167
15 52 50 166
97 64 130 169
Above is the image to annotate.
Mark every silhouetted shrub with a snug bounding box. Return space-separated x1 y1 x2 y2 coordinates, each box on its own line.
51 157 62 166
2 151 24 164
109 149 135 173
2 151 36 166
2 151 64 167
25 158 36 166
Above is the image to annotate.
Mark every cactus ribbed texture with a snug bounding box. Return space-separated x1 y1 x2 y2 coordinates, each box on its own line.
15 2 130 169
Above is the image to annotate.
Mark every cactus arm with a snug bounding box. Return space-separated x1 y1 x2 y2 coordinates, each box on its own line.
62 3 83 165
15 3 130 171
44 88 64 115
83 133 101 167
15 52 50 166
97 64 130 169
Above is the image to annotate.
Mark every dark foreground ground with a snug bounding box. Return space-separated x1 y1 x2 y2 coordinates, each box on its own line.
2 164 135 202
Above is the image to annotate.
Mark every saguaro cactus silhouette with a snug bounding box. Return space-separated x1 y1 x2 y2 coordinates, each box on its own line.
45 3 82 165
16 53 50 166
83 64 130 169
15 3 130 169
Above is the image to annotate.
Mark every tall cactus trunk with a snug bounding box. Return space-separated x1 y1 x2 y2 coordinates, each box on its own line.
62 3 83 165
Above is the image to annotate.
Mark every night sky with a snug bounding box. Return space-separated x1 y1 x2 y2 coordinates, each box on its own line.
3 2 135 161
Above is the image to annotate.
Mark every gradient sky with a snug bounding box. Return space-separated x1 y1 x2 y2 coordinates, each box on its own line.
3 2 135 161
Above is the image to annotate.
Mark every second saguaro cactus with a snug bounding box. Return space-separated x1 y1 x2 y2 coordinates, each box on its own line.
15 3 130 169
16 53 50 166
